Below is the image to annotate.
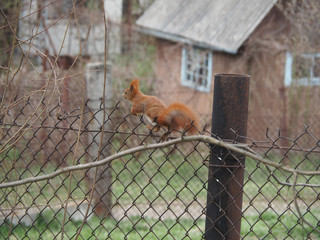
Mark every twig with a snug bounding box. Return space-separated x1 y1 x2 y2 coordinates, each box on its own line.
60 0 90 238
74 1 110 238
266 165 320 188
247 147 320 188
291 172 320 235
0 2 21 111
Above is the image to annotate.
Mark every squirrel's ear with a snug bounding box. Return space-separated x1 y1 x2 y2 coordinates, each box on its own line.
129 79 139 93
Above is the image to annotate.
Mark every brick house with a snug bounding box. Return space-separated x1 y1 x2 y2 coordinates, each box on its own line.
135 0 320 139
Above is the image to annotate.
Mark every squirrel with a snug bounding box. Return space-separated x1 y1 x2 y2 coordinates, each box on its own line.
123 79 200 140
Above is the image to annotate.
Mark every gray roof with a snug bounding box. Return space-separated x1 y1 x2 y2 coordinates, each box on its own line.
136 0 277 54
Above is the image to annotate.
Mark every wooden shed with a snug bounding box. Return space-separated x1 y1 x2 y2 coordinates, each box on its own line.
136 0 320 139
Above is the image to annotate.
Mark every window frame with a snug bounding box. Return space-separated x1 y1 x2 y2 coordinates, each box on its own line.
181 46 213 93
284 52 320 87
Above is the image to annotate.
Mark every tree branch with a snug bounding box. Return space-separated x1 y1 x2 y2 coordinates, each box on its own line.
1 135 320 189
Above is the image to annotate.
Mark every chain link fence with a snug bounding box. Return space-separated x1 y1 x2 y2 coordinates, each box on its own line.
0 94 319 239
1 1 320 239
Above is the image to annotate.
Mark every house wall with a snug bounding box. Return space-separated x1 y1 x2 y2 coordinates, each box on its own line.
19 0 121 58
247 51 287 139
154 38 257 135
153 7 320 140
154 37 288 139
245 6 320 140
154 40 214 126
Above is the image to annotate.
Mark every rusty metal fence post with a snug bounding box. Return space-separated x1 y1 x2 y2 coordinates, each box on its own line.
205 74 250 239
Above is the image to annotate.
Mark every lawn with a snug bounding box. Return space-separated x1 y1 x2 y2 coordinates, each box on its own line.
0 212 204 239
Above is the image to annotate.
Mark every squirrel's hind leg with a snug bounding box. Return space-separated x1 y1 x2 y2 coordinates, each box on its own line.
160 129 172 142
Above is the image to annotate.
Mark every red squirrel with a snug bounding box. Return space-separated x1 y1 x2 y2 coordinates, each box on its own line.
123 79 200 139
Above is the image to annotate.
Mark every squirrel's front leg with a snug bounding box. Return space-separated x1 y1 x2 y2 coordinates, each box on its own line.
131 104 144 116
146 124 161 132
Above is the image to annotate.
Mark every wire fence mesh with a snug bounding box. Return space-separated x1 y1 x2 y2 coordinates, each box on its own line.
0 97 319 239
1 1 320 239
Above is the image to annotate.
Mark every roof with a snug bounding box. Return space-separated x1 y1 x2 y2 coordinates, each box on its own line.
136 0 277 54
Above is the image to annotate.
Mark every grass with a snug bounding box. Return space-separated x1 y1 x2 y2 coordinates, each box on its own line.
241 157 320 239
0 211 205 239
110 144 209 204
1 208 319 239
1 143 320 239
241 209 320 240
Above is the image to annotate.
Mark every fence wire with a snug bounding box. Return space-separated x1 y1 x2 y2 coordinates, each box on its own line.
1 1 320 239
0 98 319 240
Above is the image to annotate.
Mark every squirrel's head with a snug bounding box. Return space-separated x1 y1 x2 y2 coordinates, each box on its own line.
123 79 140 100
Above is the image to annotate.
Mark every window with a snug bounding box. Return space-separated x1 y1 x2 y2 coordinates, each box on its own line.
284 52 320 86
181 46 213 92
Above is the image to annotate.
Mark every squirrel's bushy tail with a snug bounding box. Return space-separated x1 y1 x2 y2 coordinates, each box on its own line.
157 103 200 135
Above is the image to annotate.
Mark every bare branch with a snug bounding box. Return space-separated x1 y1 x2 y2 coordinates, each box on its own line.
1 135 320 189
292 172 320 235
